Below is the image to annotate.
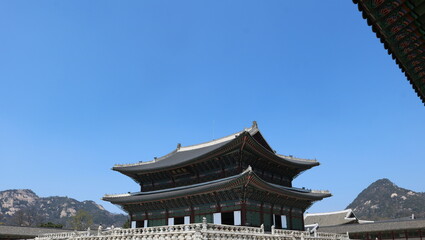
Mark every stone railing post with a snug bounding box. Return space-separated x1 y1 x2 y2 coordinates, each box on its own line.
202 217 207 231
193 224 202 240
260 224 264 234
271 225 275 235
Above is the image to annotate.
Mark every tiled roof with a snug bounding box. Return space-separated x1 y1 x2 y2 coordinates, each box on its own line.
317 218 425 234
304 209 358 226
103 167 331 204
0 225 72 239
113 122 318 175
353 0 425 105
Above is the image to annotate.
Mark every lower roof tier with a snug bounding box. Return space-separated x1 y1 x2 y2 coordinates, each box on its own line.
103 167 331 210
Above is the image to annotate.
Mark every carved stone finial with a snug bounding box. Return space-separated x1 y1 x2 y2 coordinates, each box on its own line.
252 121 258 128
97 225 102 236
202 217 207 230
246 165 252 172
177 143 181 149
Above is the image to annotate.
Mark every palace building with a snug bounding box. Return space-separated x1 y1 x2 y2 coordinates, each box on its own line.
103 122 331 231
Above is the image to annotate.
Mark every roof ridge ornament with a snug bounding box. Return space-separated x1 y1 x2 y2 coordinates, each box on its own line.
252 121 258 129
246 165 253 172
177 143 181 150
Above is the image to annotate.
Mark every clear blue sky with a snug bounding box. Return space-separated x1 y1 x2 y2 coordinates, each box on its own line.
1 1 424 215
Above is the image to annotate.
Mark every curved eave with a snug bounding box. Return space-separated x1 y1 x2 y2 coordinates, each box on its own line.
353 0 425 105
103 167 331 204
112 133 244 176
113 132 319 180
245 133 320 169
248 169 331 201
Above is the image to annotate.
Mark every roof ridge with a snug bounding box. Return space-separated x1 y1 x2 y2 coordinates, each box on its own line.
180 121 259 151
305 209 353 216
275 153 317 163
179 129 247 151
113 149 179 168
113 122 259 168
103 193 131 198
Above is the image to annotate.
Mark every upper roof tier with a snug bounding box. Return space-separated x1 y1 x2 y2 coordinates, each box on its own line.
113 121 319 175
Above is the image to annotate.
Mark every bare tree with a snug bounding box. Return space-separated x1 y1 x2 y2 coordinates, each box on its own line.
69 210 93 230
9 207 43 227
10 210 27 226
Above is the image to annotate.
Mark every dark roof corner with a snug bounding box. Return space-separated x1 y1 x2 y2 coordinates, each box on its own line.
353 0 425 106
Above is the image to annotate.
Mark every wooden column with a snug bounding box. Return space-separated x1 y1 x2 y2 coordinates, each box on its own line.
241 200 246 226
300 210 305 231
289 207 293 230
270 203 274 227
170 171 176 187
196 166 200 183
165 204 169 226
260 202 264 225
190 202 195 224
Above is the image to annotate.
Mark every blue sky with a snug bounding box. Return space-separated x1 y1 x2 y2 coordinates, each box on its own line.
1 1 424 215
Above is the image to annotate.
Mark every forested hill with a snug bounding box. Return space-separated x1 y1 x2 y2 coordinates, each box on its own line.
347 179 425 220
0 189 127 229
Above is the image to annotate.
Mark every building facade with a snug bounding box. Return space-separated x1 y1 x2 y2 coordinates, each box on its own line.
103 122 330 231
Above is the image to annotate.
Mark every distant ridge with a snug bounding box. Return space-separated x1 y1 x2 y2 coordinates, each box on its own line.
347 179 425 220
0 189 127 228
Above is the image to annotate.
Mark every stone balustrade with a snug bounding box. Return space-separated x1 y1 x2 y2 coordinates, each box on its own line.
36 230 90 240
36 220 349 240
205 223 264 235
272 228 309 237
314 232 348 239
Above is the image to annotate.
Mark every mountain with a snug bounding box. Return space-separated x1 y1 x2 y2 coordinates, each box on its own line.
0 189 127 228
347 178 425 220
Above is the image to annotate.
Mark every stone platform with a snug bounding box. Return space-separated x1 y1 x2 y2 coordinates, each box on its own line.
36 220 349 240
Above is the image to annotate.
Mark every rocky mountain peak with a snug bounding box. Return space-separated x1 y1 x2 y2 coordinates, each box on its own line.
0 189 39 216
347 179 425 220
0 189 126 228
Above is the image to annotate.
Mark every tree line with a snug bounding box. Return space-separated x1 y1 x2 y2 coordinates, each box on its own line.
3 207 129 230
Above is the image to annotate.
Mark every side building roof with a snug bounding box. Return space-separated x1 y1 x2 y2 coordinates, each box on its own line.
0 225 72 239
304 209 359 227
103 166 331 205
317 218 425 234
113 122 319 177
